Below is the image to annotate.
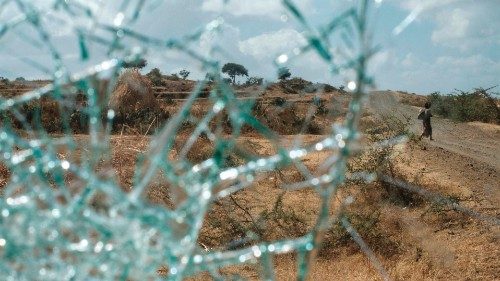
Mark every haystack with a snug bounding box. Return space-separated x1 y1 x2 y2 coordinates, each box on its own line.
109 69 158 114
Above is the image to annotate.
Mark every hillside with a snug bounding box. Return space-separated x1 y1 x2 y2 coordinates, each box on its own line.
1 79 499 280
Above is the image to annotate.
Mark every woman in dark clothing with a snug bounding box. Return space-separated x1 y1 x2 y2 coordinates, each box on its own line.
418 102 433 140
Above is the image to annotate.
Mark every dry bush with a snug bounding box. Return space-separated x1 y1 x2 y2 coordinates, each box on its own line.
350 111 421 208
429 88 499 124
0 163 10 190
320 108 425 258
200 192 307 249
321 210 399 257
253 102 324 135
313 97 329 116
110 69 158 114
110 70 169 133
280 77 312 93
7 97 78 133
185 136 214 163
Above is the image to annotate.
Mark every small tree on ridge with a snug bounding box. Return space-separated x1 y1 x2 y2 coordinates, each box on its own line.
179 69 190 80
122 58 147 69
278 67 291 81
146 68 164 86
222 63 248 84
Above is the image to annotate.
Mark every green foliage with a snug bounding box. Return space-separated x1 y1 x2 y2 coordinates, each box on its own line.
313 97 329 115
166 73 180 81
222 62 248 84
429 87 499 123
244 76 264 86
122 58 147 69
179 69 190 80
277 67 291 80
146 68 164 86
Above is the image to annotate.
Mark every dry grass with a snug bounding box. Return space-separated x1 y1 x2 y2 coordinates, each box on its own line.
395 91 428 107
110 69 158 114
1 80 498 280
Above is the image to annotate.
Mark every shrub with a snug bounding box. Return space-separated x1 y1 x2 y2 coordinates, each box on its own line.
428 87 499 123
146 68 165 86
306 120 323 135
277 67 291 81
122 58 147 69
271 97 286 106
166 73 180 81
179 69 190 80
200 192 307 248
112 108 169 135
313 97 328 116
322 83 337 92
282 77 312 91
244 77 264 86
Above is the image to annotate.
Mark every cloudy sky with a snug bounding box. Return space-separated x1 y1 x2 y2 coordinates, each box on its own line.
0 0 498 94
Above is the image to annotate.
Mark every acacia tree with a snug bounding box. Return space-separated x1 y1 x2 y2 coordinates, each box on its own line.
179 69 190 80
222 63 248 84
122 58 147 69
278 67 291 81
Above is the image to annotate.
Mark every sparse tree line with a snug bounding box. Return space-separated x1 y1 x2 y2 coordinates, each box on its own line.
2 59 297 89
120 59 294 87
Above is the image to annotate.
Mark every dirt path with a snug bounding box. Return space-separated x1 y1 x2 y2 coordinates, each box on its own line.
369 91 500 171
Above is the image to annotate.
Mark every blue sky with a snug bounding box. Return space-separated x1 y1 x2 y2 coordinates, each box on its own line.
0 0 498 94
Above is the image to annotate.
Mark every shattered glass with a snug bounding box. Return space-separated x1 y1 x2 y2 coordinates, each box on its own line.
0 0 497 280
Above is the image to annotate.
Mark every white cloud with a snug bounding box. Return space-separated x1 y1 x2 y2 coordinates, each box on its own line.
431 4 500 49
199 23 242 57
435 55 500 74
431 8 469 44
369 50 391 72
238 28 342 85
238 28 306 60
401 52 418 68
202 0 313 19
395 0 500 50
375 51 500 93
398 0 463 12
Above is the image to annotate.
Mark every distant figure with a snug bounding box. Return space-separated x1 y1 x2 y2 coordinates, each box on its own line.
418 102 433 140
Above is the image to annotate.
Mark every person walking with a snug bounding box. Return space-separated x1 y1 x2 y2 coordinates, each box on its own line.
418 102 433 141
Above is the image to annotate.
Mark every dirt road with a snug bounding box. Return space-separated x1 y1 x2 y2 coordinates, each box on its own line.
369 91 500 171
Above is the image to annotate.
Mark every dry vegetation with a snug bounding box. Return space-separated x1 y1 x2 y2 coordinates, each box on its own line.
1 73 499 280
397 87 500 124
